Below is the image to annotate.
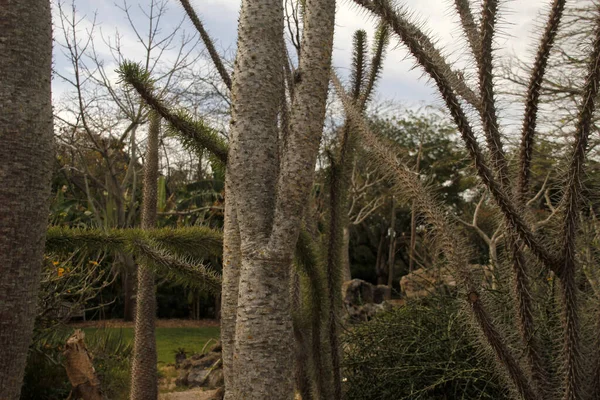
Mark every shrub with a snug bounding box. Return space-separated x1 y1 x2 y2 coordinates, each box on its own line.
343 297 508 399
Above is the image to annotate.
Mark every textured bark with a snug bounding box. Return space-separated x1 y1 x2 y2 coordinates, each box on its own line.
131 113 161 400
223 0 336 398
226 1 286 397
221 174 241 396
0 1 54 398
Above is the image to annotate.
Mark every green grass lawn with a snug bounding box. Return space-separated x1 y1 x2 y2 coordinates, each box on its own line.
83 327 220 365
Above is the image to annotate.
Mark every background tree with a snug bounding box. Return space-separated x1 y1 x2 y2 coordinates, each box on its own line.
54 0 203 320
0 0 54 398
130 113 160 399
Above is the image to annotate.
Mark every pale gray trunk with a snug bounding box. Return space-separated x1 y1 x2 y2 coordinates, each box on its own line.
223 0 335 398
221 174 241 395
131 113 160 399
0 1 53 398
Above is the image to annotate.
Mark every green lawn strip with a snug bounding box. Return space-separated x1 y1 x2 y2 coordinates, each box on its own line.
83 327 220 365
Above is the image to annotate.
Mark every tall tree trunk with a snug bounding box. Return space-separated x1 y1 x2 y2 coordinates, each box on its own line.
131 113 160 400
0 1 54 398
223 0 335 398
221 174 241 396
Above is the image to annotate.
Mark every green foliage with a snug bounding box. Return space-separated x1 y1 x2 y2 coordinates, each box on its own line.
45 226 223 293
117 60 228 166
370 110 473 210
85 331 133 400
343 298 508 400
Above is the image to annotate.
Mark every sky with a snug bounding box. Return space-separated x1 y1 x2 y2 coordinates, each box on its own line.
52 0 552 118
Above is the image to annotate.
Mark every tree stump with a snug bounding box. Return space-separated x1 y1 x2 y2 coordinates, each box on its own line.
63 329 103 400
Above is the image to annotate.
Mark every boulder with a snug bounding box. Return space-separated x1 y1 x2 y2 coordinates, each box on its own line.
342 279 393 322
400 267 456 299
342 279 374 305
373 285 391 303
175 342 224 389
400 265 493 299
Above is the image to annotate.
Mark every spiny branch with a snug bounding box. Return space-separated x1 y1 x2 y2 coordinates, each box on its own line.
360 23 389 108
117 61 228 164
178 0 232 90
479 0 509 187
518 0 567 203
558 7 600 398
453 0 481 63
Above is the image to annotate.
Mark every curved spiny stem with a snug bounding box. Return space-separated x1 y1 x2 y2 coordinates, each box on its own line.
518 0 567 204
178 0 232 90
360 23 389 108
118 61 228 164
558 7 600 399
453 0 481 63
470 296 542 400
353 0 481 110
479 0 509 187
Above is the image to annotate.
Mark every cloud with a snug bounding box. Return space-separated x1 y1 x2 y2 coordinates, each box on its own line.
52 0 553 113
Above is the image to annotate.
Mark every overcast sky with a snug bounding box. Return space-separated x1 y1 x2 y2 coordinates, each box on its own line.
52 0 552 115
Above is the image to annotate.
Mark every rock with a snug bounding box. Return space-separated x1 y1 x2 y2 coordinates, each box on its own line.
400 267 455 299
373 285 390 303
342 279 393 323
210 387 225 400
175 342 224 390
206 368 224 388
400 265 493 299
342 279 374 305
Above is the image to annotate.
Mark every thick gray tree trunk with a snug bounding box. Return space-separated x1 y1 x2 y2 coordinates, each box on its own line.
0 1 54 398
222 0 336 398
131 113 160 400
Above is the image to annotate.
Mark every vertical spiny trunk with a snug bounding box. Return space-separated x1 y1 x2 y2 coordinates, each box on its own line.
221 174 241 397
326 157 344 400
226 0 286 398
0 1 53 398
510 238 548 395
131 113 161 400
225 0 335 397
